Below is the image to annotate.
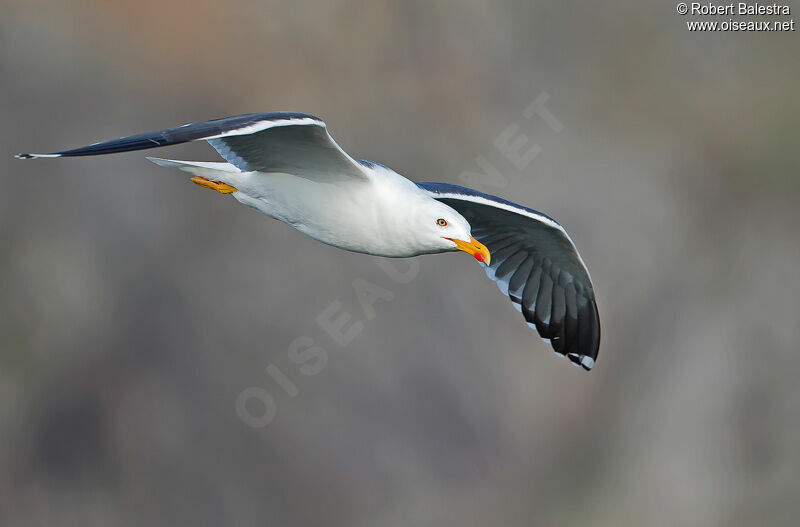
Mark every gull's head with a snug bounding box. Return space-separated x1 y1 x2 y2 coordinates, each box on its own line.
412 200 491 265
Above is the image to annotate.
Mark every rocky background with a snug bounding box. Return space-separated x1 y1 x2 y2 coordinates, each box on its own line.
1 1 798 525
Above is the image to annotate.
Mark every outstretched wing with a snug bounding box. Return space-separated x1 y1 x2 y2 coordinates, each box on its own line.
418 182 600 370
16 112 369 181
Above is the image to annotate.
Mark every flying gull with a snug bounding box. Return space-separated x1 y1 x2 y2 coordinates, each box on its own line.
16 112 600 370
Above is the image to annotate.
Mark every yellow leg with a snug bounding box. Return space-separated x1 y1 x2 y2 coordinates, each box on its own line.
190 176 238 194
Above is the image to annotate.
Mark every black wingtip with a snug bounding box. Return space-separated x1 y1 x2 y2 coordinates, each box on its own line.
14 152 60 160
567 353 595 371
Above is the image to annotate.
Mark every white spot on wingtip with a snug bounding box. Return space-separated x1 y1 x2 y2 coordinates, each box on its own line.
581 356 595 369
15 153 60 159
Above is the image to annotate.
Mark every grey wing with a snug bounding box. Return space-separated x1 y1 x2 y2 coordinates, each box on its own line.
206 117 366 180
16 112 368 181
418 182 600 370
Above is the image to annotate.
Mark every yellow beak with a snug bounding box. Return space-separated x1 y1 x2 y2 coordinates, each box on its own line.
446 237 491 265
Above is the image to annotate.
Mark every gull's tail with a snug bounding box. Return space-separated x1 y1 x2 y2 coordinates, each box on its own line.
146 158 244 191
145 157 239 176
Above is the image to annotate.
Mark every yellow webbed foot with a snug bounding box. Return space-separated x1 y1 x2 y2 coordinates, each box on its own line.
190 176 238 194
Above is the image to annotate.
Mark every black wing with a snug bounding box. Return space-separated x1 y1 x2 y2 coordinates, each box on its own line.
16 112 367 180
418 182 600 370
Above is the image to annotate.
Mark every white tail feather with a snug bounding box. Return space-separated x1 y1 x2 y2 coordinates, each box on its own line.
146 157 239 174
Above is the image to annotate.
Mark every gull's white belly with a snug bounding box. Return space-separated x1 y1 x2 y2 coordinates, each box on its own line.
226 171 426 257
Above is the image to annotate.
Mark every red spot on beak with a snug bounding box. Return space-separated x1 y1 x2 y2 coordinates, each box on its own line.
446 236 491 265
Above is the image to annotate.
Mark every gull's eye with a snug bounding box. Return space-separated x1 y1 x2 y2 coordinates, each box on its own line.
436 218 448 227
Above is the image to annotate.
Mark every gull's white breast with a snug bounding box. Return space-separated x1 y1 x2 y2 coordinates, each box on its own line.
223 168 435 257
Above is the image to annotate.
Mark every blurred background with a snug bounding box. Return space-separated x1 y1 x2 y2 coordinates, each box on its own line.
1 1 798 525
